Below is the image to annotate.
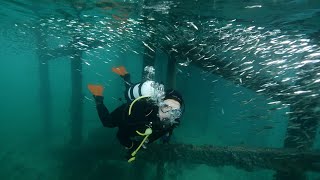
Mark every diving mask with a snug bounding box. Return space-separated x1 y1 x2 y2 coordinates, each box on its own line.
159 102 182 119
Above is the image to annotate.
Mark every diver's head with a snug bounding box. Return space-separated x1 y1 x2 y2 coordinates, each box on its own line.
164 89 184 107
158 89 184 123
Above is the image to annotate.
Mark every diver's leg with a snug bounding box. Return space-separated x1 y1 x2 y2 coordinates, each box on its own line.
112 66 133 102
94 96 117 128
122 73 132 89
122 74 134 102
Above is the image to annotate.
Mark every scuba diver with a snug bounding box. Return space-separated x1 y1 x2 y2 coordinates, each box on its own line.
88 66 184 162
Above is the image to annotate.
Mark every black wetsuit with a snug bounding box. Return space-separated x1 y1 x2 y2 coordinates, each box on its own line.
93 78 177 148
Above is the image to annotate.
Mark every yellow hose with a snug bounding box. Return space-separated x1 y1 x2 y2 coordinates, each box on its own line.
128 95 151 115
127 95 153 163
128 128 153 163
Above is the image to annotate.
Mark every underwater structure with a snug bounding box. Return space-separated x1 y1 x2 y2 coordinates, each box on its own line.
30 0 320 180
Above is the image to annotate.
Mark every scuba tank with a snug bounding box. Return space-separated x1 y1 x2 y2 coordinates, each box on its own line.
127 80 165 102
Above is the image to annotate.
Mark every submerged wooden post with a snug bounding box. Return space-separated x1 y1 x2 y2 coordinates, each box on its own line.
70 50 83 145
69 3 87 146
166 58 177 89
142 40 156 81
155 161 165 180
275 64 320 180
35 26 52 140
141 1 156 81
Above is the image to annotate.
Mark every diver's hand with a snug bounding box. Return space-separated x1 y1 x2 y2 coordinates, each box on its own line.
161 132 171 144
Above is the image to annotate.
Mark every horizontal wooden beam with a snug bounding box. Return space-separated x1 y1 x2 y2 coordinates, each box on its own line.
58 142 320 173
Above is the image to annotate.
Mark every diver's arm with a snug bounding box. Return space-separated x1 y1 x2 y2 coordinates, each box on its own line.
117 128 134 148
148 128 174 144
147 132 166 144
159 120 179 144
94 95 112 127
161 129 173 144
